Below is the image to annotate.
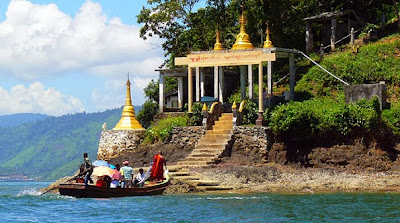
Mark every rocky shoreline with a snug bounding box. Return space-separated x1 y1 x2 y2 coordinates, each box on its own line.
165 163 400 194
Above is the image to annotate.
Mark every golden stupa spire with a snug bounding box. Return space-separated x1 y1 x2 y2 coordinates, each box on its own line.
263 22 273 48
113 74 144 130
214 26 224 51
232 1 254 50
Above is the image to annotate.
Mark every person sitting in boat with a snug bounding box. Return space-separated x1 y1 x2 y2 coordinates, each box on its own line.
150 151 167 181
81 153 94 186
96 176 107 187
110 170 122 188
133 168 146 187
120 161 133 188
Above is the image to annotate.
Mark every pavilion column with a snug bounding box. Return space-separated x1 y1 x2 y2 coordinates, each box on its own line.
240 66 246 100
267 61 272 96
159 74 165 113
306 22 314 53
177 77 183 109
195 67 200 102
289 54 296 100
248 64 253 100
188 66 193 113
256 62 264 126
200 68 205 98
218 66 224 103
214 66 219 99
331 19 337 51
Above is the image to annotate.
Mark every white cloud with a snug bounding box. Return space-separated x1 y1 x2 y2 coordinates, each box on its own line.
0 82 84 116
0 0 164 80
91 77 150 111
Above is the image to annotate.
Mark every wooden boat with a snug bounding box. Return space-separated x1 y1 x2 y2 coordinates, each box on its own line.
57 175 170 198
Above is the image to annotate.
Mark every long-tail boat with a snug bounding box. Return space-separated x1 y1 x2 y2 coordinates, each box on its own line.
57 175 170 198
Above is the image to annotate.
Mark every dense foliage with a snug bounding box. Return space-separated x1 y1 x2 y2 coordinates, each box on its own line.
138 0 394 67
266 97 381 142
143 116 188 144
0 109 122 180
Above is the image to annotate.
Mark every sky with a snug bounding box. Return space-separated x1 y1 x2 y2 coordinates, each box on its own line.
0 0 165 116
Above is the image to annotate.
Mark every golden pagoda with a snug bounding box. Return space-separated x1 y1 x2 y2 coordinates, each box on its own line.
232 3 254 50
263 23 273 48
214 29 224 51
113 76 144 130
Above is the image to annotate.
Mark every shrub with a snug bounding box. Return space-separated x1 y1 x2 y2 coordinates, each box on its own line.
266 97 381 142
382 102 400 135
185 102 203 126
143 116 188 144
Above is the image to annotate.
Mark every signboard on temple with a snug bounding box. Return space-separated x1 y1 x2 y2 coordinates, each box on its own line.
175 50 276 67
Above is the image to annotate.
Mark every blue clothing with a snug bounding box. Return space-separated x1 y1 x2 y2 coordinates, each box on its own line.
120 166 133 180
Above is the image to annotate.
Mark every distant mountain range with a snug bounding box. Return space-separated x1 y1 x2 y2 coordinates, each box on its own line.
0 113 50 127
0 106 142 180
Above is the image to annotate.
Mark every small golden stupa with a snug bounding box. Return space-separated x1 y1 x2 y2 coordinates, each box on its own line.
214 29 224 51
232 3 254 50
263 23 273 48
113 75 144 130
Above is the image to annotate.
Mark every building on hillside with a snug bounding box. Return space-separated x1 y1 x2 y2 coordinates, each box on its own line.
303 10 364 53
158 5 297 126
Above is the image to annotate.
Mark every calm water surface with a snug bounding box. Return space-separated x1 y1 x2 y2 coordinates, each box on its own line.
1 181 400 222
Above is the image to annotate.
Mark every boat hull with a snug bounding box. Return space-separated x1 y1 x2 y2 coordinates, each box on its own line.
57 179 170 198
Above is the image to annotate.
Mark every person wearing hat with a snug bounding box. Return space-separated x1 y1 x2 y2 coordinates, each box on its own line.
120 161 133 188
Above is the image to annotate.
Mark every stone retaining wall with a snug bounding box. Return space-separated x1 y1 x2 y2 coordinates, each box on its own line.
230 126 273 163
97 129 146 161
169 126 205 147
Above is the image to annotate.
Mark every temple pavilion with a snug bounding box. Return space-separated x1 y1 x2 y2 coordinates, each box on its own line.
158 6 298 126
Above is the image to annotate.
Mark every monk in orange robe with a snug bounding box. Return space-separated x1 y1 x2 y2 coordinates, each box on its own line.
151 151 167 181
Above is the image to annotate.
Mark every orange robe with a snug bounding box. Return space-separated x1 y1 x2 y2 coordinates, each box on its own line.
150 154 165 180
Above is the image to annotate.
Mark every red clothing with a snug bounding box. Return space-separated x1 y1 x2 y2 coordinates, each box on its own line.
96 179 107 187
150 154 165 180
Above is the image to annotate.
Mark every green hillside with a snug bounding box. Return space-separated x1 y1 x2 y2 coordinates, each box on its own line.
296 33 400 99
0 108 124 180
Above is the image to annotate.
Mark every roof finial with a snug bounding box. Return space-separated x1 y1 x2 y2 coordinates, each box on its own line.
263 21 273 48
214 24 224 51
232 0 254 50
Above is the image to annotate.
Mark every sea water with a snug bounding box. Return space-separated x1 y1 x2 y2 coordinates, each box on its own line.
1 181 400 222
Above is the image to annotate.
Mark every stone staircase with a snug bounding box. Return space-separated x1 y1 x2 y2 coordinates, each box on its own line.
170 113 234 192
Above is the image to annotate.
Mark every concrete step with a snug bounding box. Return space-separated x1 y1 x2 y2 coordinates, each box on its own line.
193 148 224 154
195 144 226 150
172 175 201 181
168 171 191 176
206 130 233 135
198 139 229 144
185 180 221 186
189 152 221 157
195 185 234 191
184 156 216 162
202 135 231 140
176 160 213 166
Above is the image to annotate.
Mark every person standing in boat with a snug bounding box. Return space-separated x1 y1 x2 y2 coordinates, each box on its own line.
82 153 94 186
120 161 133 188
150 151 167 181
